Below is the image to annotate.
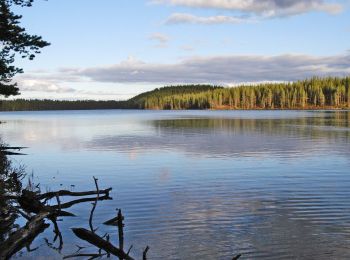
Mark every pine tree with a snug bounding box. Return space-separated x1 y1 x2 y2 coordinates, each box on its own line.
0 0 49 96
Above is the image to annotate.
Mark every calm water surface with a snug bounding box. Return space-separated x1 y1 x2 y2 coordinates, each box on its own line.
1 110 350 259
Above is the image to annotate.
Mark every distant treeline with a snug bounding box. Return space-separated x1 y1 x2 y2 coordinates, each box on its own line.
129 77 350 110
0 99 128 111
1 77 350 111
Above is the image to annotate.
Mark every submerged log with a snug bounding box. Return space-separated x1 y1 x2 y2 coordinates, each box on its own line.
36 187 112 200
52 194 112 210
1 186 111 259
0 211 51 260
0 146 28 150
0 146 27 155
17 190 74 217
1 151 26 155
72 228 134 260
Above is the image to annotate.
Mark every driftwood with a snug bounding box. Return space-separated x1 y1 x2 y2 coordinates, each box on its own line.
1 151 26 155
72 228 135 260
143 246 150 260
69 179 148 260
89 177 100 233
17 190 75 217
36 187 112 201
117 209 124 254
0 178 113 259
0 146 28 150
0 146 27 155
52 194 112 210
0 211 51 260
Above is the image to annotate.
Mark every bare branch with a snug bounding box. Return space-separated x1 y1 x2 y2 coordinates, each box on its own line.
89 177 99 233
143 246 150 260
36 187 112 201
71 228 134 260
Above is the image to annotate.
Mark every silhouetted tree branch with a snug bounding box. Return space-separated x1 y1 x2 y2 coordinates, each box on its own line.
0 0 50 96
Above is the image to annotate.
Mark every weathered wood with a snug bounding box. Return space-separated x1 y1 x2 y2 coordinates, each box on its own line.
17 190 74 217
0 146 28 150
117 209 124 256
52 195 111 209
143 246 150 260
72 228 134 260
18 190 51 214
89 177 99 233
2 151 26 155
36 187 112 200
232 254 242 260
0 212 51 260
103 215 119 226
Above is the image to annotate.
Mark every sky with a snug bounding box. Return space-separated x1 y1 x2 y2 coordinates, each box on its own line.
10 0 350 100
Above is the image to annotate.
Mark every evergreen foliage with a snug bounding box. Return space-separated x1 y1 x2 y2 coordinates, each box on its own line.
128 77 350 110
0 0 49 97
0 99 128 111
1 76 350 111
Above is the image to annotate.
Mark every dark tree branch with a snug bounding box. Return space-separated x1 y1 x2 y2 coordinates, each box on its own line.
143 246 150 260
0 211 51 259
36 187 112 201
71 228 135 260
51 194 112 210
117 209 124 257
89 176 99 233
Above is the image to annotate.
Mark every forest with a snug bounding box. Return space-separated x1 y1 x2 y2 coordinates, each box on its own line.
129 77 350 110
0 99 128 111
1 77 350 111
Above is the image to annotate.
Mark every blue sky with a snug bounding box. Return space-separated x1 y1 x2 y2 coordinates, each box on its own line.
11 0 350 100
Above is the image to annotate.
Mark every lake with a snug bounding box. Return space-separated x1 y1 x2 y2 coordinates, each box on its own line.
1 110 350 259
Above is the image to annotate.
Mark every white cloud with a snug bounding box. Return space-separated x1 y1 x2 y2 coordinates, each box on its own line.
149 33 169 43
153 0 343 17
16 53 350 94
66 53 350 84
165 13 250 24
149 32 170 48
17 79 76 93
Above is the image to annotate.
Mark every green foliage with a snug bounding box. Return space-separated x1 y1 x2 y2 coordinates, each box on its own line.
0 99 128 111
128 77 350 110
0 0 49 97
1 77 350 111
129 85 222 109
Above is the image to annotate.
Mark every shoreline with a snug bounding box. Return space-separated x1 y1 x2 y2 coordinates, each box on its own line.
0 107 350 112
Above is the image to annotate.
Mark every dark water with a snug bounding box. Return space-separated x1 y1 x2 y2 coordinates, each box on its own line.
1 110 350 259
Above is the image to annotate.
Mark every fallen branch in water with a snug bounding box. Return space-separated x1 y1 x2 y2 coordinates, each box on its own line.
52 194 112 209
143 246 150 260
0 146 27 155
36 187 112 201
1 178 113 259
72 228 135 260
89 176 99 233
0 146 28 150
0 211 51 260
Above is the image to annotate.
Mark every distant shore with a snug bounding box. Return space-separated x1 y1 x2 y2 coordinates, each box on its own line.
1 76 350 111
